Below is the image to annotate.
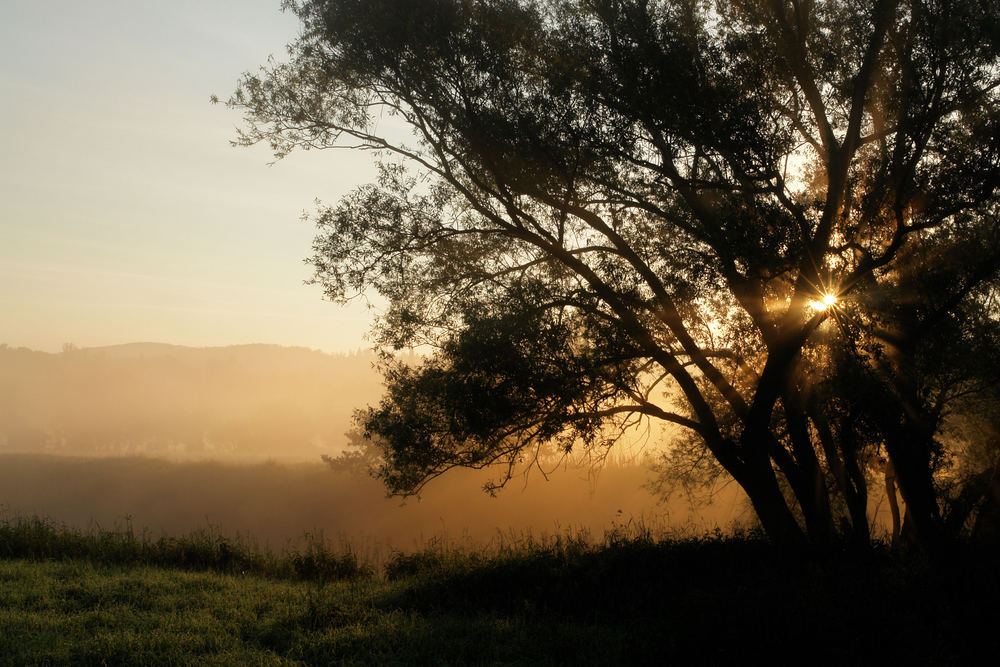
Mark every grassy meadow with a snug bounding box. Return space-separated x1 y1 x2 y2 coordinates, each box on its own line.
2 515 999 665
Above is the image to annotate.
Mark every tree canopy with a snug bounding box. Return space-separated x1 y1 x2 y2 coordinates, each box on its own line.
228 0 1000 547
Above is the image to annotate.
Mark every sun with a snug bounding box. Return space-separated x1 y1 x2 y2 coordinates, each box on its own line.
810 293 839 311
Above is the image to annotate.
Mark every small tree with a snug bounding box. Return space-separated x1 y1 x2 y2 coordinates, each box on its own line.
228 0 1000 547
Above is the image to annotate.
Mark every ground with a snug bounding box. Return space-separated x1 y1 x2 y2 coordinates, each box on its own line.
1 534 998 665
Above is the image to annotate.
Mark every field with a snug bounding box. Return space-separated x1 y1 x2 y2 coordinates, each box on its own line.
2 517 999 665
0 453 749 548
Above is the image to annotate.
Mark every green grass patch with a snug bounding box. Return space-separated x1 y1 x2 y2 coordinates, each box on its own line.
1 516 999 664
0 513 369 582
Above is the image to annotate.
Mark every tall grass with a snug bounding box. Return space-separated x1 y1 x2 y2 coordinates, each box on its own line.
2 511 999 663
0 507 736 584
0 511 370 581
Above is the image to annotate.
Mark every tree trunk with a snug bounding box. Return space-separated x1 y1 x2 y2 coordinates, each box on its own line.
781 393 834 545
735 452 807 548
840 423 871 547
971 461 1000 542
882 421 945 547
812 409 870 546
884 458 902 542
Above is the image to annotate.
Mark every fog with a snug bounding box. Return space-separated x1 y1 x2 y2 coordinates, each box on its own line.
0 454 749 551
0 343 383 461
0 343 750 549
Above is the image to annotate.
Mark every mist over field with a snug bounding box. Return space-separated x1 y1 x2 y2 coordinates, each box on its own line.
0 454 747 550
0 343 383 461
0 343 745 547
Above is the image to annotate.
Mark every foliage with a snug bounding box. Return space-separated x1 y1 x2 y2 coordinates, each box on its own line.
227 0 1000 547
321 427 383 475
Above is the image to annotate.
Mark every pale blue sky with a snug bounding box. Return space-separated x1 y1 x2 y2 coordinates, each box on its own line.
1 1 378 352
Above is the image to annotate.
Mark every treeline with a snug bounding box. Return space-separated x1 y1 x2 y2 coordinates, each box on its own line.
0 343 388 460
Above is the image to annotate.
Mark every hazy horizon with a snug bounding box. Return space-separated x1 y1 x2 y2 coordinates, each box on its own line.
0 340 389 462
0 338 758 545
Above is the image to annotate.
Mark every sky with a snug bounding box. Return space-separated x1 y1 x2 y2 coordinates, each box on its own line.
0 1 379 353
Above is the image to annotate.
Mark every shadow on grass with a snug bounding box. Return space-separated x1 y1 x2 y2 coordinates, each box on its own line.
3 512 1000 664
369 534 1000 665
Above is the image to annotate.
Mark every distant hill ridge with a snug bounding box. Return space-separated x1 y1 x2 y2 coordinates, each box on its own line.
0 342 388 461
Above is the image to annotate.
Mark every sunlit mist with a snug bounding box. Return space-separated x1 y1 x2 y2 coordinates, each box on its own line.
0 343 733 546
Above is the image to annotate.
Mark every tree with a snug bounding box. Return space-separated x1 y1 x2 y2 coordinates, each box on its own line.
227 0 1000 547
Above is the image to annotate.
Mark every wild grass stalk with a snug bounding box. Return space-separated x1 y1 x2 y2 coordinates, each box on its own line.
0 511 370 581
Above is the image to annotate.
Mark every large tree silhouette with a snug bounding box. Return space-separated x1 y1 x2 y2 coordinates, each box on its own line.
228 0 1000 547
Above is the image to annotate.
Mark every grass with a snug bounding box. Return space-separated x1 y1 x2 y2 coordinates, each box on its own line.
1 515 999 665
0 513 370 582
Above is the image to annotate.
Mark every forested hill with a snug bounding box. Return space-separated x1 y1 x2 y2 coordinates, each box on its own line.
0 343 390 461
